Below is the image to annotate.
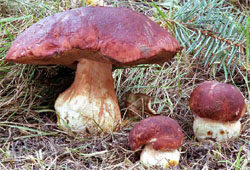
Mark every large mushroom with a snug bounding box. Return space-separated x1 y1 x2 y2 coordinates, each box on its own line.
189 80 246 142
129 116 184 168
5 7 180 134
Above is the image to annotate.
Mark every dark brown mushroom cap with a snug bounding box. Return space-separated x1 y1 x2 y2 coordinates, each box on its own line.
129 116 184 151
5 6 181 66
189 81 246 121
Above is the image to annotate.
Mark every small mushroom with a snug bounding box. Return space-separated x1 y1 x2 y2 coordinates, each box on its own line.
5 7 180 135
125 92 157 117
129 116 184 168
189 80 246 142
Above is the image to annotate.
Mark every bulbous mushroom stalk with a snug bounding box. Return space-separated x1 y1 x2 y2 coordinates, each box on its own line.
140 144 180 168
129 116 184 169
55 58 121 134
189 81 246 142
193 115 241 142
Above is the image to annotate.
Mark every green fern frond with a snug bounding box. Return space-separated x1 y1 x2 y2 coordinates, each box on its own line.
150 0 248 75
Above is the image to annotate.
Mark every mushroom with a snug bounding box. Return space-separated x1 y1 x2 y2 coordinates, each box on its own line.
5 7 180 135
129 116 184 168
189 80 246 142
125 92 157 118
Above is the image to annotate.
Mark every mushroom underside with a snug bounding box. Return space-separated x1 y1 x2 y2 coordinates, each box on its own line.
55 58 121 134
193 115 241 142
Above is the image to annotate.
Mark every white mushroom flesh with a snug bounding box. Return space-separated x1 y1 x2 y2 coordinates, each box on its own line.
193 115 241 142
140 144 180 169
55 58 121 134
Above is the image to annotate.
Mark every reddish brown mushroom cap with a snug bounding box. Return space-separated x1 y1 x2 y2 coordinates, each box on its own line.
189 81 246 121
129 116 184 151
5 6 180 66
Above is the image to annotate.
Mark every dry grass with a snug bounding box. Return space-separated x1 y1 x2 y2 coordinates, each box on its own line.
0 0 250 169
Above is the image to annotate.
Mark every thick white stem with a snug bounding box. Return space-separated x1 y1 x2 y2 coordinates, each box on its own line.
140 144 180 169
55 58 121 134
193 116 241 142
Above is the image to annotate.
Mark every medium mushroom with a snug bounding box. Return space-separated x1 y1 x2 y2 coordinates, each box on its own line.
189 80 246 142
129 116 184 168
5 7 180 134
